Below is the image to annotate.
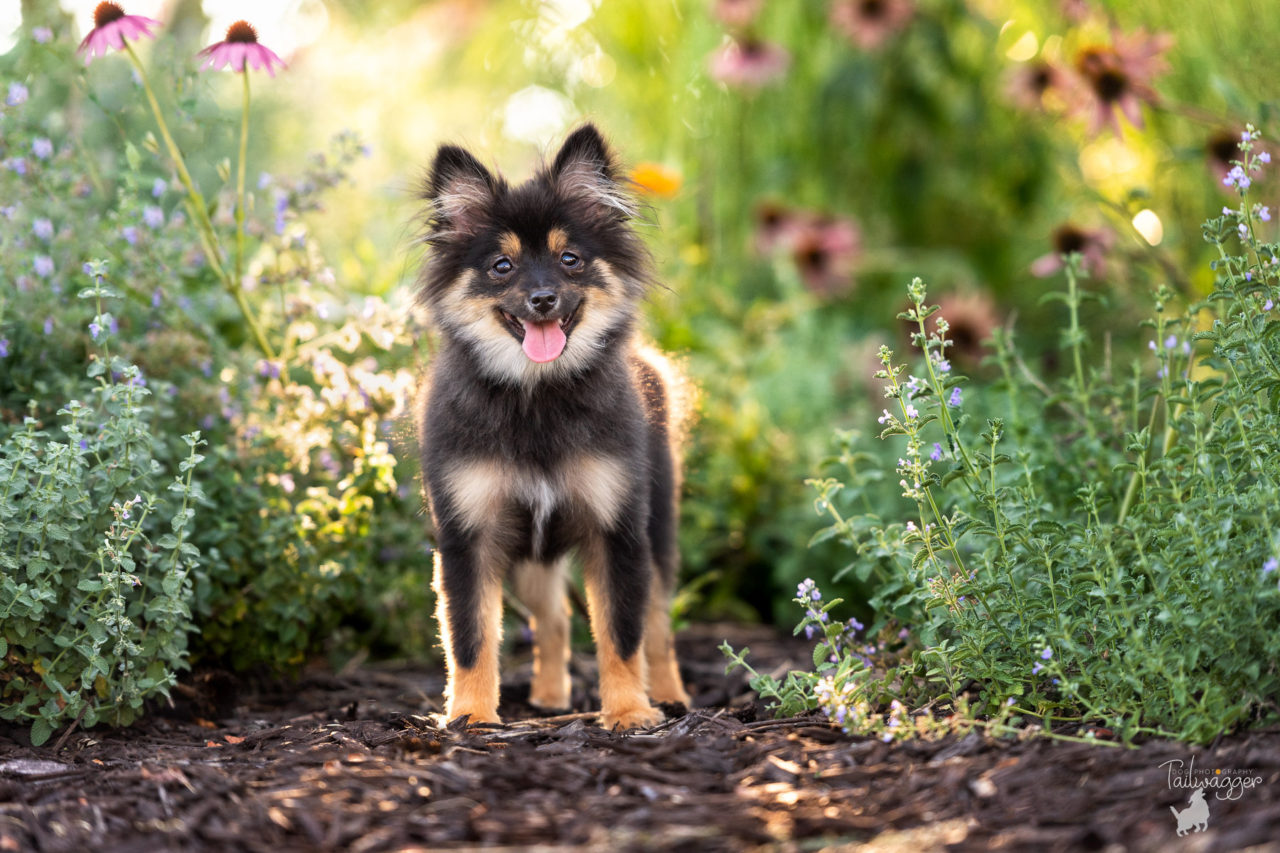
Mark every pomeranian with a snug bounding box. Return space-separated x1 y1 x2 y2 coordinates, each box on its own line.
416 124 691 730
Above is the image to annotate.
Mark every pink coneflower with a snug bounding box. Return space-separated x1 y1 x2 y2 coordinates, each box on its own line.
708 37 789 89
712 0 764 28
932 291 1001 369
1005 59 1068 113
1071 28 1171 136
753 200 798 255
788 215 862 297
197 20 286 76
1030 223 1113 279
829 0 915 51
77 2 161 65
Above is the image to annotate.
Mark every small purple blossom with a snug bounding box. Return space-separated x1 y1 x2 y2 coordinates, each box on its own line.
6 157 28 176
947 387 962 407
31 138 53 160
143 205 165 229
89 321 102 340
1224 165 1251 191
1264 558 1279 575
1032 662 1044 675
0 338 9 358
257 359 282 379
1259 152 1272 165
152 178 167 198
33 255 54 278
122 226 139 245
1259 206 1272 222
6 82 28 106
274 193 288 235
1265 299 1274 311
931 442 943 461
43 317 54 335
33 218 53 241
1164 334 1178 350
151 288 163 308
1040 647 1053 660
1239 223 1250 240
33 27 53 44
878 408 892 425
904 403 919 420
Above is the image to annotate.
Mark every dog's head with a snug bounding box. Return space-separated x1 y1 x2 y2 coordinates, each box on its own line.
419 124 651 385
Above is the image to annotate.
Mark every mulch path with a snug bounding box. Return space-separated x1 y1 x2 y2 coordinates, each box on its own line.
2 623 1279 852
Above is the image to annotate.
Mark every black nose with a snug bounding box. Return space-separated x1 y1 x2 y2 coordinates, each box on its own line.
529 289 558 313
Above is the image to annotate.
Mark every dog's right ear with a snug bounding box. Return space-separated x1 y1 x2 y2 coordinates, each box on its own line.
424 145 496 240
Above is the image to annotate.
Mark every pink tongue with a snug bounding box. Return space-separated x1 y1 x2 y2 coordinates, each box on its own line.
522 320 567 363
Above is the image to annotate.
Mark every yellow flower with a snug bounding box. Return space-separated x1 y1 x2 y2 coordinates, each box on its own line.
629 162 682 198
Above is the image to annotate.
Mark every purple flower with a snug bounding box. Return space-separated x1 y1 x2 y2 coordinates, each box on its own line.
1260 152 1273 165
1032 662 1044 675
31 138 53 160
948 387 962 407
931 442 943 461
33 27 53 44
1265 299 1274 311
257 172 273 189
122 226 139 245
1164 334 1178 349
257 359 281 379
6 158 28 176
152 178 167 198
274 194 288 235
151 288 163 307
6 82 28 106
43 317 54 335
1224 165 1251 191
1040 647 1053 660
1265 558 1279 575
89 321 102 340
33 255 54 278
33 218 54 241
1259 207 1272 222
143 205 164 229
0 338 9 358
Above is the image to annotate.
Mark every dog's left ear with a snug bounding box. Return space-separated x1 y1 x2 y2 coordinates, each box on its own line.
550 124 636 220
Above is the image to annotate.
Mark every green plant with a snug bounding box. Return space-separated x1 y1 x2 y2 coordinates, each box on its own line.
731 130 1280 744
0 269 204 746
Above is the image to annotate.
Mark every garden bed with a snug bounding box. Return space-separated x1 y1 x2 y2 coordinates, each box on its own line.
2 623 1278 852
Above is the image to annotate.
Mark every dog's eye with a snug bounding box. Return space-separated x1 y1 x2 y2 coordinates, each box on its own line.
560 252 580 268
492 257 513 276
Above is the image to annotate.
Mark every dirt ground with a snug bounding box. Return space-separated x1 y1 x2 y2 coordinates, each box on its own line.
2 623 1279 852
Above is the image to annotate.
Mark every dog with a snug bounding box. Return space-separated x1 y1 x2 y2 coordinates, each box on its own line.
1170 788 1209 836
415 124 692 730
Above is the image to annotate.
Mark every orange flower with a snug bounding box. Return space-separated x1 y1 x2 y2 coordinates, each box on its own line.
629 162 682 198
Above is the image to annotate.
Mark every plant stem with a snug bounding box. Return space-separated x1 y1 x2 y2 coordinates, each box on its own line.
235 68 250 291
122 43 275 361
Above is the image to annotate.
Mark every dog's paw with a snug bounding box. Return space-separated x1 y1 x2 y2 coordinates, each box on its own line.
601 704 664 731
446 706 503 727
528 689 572 712
649 684 692 707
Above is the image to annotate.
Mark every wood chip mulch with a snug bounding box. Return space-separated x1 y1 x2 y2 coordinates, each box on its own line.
2 624 1279 852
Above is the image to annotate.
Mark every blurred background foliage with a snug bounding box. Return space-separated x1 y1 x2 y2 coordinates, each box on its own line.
1 0 1277 684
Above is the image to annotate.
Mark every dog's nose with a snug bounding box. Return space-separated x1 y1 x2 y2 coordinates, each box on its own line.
529 289 558 313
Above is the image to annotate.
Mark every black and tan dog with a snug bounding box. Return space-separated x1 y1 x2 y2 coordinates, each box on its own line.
416 124 691 730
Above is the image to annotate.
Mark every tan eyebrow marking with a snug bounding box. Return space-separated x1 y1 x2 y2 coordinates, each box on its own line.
547 227 569 255
498 232 522 258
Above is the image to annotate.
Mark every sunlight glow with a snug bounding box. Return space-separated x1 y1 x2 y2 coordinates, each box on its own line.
0 5 19 56
1133 209 1164 245
503 86 576 147
1005 31 1039 62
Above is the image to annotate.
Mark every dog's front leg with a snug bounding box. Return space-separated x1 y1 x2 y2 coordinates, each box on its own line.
581 521 663 731
432 528 504 725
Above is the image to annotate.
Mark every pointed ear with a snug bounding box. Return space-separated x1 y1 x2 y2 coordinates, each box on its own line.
549 124 637 220
424 144 496 239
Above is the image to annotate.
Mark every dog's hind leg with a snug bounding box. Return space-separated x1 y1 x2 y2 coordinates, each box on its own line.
644 579 691 706
433 536 504 725
512 556 573 711
581 527 663 730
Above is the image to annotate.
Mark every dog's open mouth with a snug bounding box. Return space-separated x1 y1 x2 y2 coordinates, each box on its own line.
498 303 580 363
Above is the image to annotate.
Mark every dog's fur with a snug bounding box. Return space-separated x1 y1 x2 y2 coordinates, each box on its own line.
416 124 691 730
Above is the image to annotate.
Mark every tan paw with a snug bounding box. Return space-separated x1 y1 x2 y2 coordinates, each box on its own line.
601 704 664 731
650 684 692 706
528 689 571 712
447 706 502 726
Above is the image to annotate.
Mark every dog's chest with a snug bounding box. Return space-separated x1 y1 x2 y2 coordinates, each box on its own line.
440 455 632 554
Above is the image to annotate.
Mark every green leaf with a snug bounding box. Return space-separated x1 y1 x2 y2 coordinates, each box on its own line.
30 717 53 747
